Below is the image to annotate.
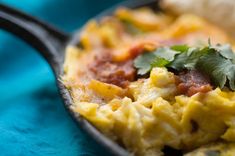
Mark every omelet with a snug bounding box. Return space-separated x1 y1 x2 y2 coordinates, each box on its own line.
62 6 235 156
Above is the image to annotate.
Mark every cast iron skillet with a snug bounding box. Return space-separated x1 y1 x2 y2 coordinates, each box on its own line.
0 0 158 155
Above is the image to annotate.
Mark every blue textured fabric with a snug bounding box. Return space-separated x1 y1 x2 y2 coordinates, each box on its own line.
0 0 123 156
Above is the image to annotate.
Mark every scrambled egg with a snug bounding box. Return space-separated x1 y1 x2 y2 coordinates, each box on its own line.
70 67 235 156
63 7 235 156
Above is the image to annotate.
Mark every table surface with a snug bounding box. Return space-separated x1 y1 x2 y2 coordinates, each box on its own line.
0 0 123 155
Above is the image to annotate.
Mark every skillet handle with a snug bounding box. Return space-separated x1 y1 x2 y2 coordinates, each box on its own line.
0 4 70 73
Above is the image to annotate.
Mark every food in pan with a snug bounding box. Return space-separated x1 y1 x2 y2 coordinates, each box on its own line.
62 5 235 156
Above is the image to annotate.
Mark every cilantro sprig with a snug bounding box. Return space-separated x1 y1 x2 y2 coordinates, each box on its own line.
134 43 235 90
134 46 183 75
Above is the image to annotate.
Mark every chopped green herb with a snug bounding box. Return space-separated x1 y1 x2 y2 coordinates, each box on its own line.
168 47 213 70
211 44 235 63
170 44 189 52
134 52 156 75
196 51 235 90
134 47 180 75
151 57 169 67
208 38 212 46
133 43 235 90
154 47 180 62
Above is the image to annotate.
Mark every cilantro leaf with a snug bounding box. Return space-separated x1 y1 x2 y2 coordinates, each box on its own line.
171 45 189 52
212 44 235 63
196 51 235 90
134 47 179 75
168 47 211 70
151 57 169 67
154 47 180 61
227 65 235 90
134 52 156 75
133 43 235 91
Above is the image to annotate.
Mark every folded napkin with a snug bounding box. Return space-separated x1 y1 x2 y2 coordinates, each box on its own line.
0 0 122 155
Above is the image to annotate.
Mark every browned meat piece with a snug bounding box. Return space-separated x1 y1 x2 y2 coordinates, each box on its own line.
88 52 136 88
175 70 212 96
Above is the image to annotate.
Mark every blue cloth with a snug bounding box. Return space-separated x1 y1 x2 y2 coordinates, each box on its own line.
0 0 123 155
